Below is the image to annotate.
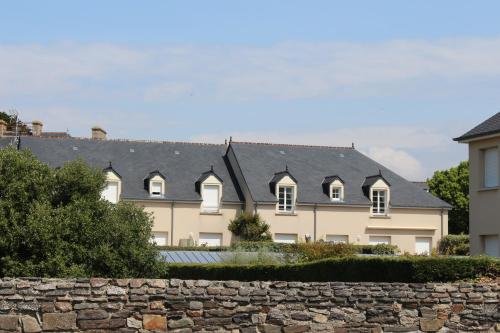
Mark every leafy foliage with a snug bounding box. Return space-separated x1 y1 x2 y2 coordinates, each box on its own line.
438 234 470 256
0 148 162 278
167 256 499 283
228 213 272 241
428 161 469 234
0 111 32 135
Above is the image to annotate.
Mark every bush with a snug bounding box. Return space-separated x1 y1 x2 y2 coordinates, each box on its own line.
0 148 162 278
439 235 470 256
166 256 499 283
228 213 272 241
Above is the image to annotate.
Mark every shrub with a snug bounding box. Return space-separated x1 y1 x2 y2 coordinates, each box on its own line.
228 213 272 241
166 256 499 283
0 148 162 278
294 243 358 261
439 234 470 255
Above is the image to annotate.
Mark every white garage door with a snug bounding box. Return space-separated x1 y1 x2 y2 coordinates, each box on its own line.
415 237 432 255
274 233 297 244
369 236 391 245
199 233 222 247
484 235 500 257
151 232 168 246
326 235 348 244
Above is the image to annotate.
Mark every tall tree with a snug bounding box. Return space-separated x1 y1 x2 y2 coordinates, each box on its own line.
0 111 32 135
0 148 162 277
427 161 469 234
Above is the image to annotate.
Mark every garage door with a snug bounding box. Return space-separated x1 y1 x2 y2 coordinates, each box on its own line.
484 235 500 257
151 232 168 246
369 236 391 245
274 233 298 244
326 235 348 244
415 237 432 255
199 233 222 247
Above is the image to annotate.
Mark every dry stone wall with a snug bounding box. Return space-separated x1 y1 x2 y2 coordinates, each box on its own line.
0 278 497 333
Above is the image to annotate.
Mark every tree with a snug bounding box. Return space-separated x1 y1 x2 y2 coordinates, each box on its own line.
228 212 272 242
0 111 32 135
427 161 469 234
0 148 162 277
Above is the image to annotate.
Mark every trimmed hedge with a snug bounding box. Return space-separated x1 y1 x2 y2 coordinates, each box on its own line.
439 234 470 255
166 256 500 283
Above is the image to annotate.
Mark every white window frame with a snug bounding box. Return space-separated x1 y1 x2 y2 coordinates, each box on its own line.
150 181 163 197
278 185 295 213
330 186 342 201
201 184 221 213
369 236 391 245
326 235 349 244
483 147 499 188
372 189 387 215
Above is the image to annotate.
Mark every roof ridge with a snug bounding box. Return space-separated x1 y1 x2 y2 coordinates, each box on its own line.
230 140 355 150
21 135 226 147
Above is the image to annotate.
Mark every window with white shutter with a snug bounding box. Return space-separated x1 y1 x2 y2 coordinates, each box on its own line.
151 181 162 196
102 181 119 204
202 185 220 212
484 148 499 188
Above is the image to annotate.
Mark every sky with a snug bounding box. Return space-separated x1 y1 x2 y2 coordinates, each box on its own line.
2 1 500 180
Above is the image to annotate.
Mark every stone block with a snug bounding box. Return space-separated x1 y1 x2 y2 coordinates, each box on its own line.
21 315 41 333
106 286 127 296
168 317 194 329
77 309 109 320
0 315 19 331
127 317 142 329
42 313 77 331
420 318 445 332
283 324 310 333
143 314 167 331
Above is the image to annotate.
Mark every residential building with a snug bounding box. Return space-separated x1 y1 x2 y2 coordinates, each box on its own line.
0 121 450 254
455 112 500 257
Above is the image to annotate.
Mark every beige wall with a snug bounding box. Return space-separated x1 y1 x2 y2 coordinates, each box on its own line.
135 198 447 253
467 136 500 255
137 200 241 246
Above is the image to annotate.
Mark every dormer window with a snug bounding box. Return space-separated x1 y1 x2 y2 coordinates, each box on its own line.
362 171 391 217
270 166 298 214
145 171 166 198
196 166 223 214
322 176 345 202
102 162 121 204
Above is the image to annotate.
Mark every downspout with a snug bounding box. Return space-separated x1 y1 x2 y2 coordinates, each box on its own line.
254 202 258 215
170 201 175 246
313 204 318 242
440 208 444 239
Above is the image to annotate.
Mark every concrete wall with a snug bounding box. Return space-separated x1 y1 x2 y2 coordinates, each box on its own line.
0 278 496 333
468 136 500 255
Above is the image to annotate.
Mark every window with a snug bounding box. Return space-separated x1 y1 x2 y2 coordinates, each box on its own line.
326 235 348 244
151 181 162 196
278 186 294 212
199 233 222 246
369 236 391 245
372 190 387 215
102 181 119 204
150 232 168 246
331 187 341 201
202 185 220 212
274 233 297 244
484 148 499 188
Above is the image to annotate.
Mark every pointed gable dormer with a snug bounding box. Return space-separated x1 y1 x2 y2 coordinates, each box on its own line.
102 161 121 204
322 175 345 202
196 166 223 213
269 166 298 213
144 170 166 197
362 170 391 216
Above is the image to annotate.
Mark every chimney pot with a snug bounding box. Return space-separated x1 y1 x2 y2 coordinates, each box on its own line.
92 126 107 140
0 120 7 137
32 120 43 136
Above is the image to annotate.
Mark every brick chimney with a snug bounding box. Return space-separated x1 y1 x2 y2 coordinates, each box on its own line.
0 120 6 137
32 120 43 136
91 126 107 140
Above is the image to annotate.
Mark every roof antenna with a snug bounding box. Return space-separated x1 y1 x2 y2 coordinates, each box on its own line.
378 169 382 176
285 164 289 172
109 161 113 169
352 142 355 149
210 165 214 172
229 136 233 143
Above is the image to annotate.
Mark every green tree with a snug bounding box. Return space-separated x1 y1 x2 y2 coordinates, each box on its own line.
0 148 162 277
228 212 272 242
0 111 32 135
427 161 469 234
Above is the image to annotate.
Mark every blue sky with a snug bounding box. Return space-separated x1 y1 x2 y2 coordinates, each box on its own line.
2 1 500 180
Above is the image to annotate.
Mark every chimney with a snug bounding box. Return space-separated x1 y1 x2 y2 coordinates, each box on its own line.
91 126 107 140
0 120 6 137
32 120 43 136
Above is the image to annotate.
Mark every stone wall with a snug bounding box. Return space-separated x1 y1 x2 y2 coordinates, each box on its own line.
0 278 497 333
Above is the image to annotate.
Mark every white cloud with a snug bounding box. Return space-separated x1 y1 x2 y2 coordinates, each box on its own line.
363 146 425 180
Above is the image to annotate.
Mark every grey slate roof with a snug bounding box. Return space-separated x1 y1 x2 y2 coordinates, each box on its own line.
14 136 243 203
229 142 450 209
455 112 500 141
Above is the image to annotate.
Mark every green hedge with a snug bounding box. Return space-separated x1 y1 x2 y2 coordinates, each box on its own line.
439 235 469 255
166 256 499 283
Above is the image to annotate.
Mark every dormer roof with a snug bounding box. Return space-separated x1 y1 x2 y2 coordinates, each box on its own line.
322 175 344 195
269 167 297 195
195 166 223 193
103 161 121 179
362 172 391 198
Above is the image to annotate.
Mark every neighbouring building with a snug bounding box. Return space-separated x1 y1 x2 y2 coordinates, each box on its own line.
455 112 500 257
0 121 450 254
